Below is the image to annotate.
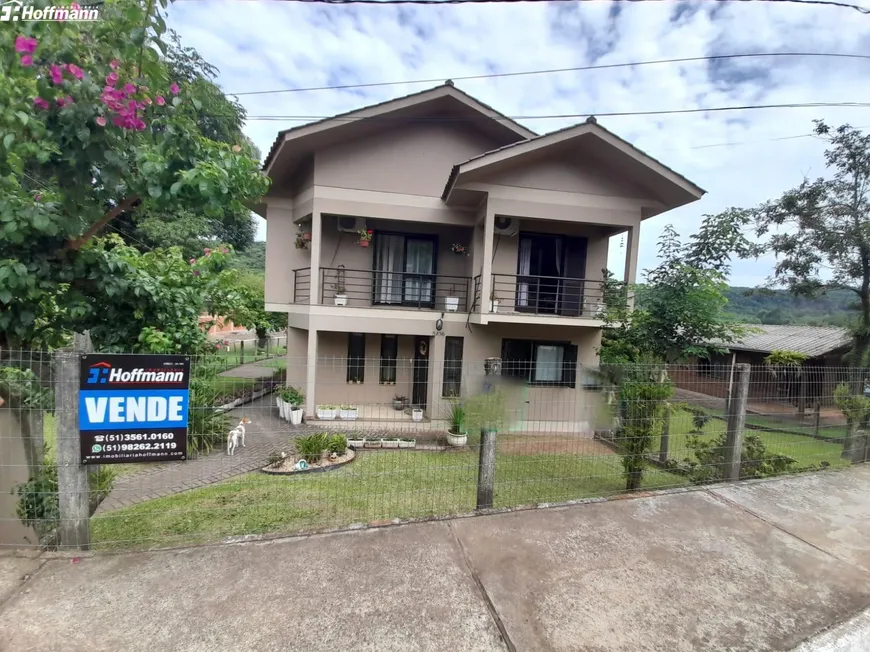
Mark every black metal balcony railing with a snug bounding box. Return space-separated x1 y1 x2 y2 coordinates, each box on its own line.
318 267 472 312
293 268 311 303
488 274 609 318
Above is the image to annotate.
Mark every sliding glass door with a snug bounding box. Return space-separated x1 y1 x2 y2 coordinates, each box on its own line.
373 233 436 308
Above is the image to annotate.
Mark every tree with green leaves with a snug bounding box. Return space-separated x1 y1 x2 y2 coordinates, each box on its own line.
723 121 870 365
0 0 270 351
601 214 755 364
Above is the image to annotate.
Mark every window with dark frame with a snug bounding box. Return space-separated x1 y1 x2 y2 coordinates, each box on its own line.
380 335 398 384
442 336 464 397
347 333 365 383
500 339 578 388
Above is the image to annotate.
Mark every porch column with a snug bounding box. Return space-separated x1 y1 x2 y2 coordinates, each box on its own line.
623 224 640 308
305 328 318 416
480 204 495 312
309 211 322 305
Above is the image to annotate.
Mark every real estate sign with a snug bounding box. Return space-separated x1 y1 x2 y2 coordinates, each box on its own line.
78 354 190 465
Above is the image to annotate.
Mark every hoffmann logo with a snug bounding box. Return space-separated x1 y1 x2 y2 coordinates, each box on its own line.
86 362 185 385
0 0 101 22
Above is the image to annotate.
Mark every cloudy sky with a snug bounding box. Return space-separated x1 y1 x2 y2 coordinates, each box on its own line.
166 0 870 287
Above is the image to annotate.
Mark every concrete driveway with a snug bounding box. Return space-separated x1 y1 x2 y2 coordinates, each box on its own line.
1 466 869 652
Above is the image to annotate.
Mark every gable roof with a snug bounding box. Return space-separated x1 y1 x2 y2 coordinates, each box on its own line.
715 324 851 358
263 82 537 175
441 116 705 212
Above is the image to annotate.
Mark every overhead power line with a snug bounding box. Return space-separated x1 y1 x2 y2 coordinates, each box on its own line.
237 101 870 122
183 0 870 12
229 52 870 97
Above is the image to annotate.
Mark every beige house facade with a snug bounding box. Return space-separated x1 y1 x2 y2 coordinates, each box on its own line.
260 83 704 431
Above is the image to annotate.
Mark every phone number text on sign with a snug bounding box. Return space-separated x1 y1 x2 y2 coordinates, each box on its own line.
80 428 186 464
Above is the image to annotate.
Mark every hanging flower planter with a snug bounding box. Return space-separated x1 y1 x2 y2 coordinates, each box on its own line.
303 232 311 241
358 229 373 248
451 243 469 255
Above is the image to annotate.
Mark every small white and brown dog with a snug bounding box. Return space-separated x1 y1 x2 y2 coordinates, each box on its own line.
227 418 252 456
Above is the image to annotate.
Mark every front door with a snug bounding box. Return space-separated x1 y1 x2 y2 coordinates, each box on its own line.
412 336 430 410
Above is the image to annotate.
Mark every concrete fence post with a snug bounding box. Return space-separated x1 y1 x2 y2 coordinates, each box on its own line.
55 349 90 550
239 340 245 365
659 403 671 464
477 357 500 510
813 402 821 438
724 363 750 482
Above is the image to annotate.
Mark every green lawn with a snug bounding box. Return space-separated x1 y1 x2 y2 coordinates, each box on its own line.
91 449 687 550
656 409 849 469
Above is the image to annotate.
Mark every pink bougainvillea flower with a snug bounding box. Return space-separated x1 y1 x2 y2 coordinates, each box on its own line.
95 116 106 127
106 72 119 86
50 64 64 85
204 248 211 255
155 95 166 106
56 96 73 108
33 97 49 110
110 59 119 70
134 119 146 131
169 82 180 95
189 258 196 265
15 36 38 54
192 270 200 277
71 2 80 9
123 82 136 95
35 194 42 202
66 63 83 80
19 55 33 67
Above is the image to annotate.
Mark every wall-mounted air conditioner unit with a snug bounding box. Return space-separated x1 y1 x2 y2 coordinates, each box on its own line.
493 216 519 237
337 216 366 234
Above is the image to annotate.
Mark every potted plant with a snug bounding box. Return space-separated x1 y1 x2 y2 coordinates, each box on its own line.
381 437 400 449
339 404 359 420
286 387 305 425
295 233 309 250
445 400 467 447
333 283 347 307
450 243 468 256
445 284 459 313
275 385 289 419
302 230 312 241
363 436 381 449
490 289 500 313
398 437 416 449
316 404 337 420
357 229 373 248
411 407 424 422
393 395 408 411
347 435 365 448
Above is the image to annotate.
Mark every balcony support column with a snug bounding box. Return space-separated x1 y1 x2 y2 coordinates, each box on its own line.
310 211 322 305
623 223 639 308
480 203 495 312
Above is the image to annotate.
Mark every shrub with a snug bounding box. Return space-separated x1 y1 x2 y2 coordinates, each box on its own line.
282 386 304 408
188 362 231 455
328 434 347 455
296 433 329 463
447 402 465 434
684 433 797 484
692 413 711 432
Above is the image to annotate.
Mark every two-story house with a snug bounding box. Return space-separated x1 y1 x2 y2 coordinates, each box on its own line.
259 82 704 431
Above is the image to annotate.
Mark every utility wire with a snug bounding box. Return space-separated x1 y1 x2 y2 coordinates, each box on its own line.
182 0 870 12
238 101 870 122
229 52 870 96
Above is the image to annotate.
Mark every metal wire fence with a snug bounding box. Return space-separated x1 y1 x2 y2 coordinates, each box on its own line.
1 352 867 552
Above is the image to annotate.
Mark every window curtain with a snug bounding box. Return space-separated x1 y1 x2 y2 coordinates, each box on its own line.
534 344 564 383
375 235 404 304
517 238 532 307
404 240 434 304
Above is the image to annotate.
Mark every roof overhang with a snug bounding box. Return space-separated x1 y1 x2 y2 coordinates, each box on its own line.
442 119 705 216
263 84 536 184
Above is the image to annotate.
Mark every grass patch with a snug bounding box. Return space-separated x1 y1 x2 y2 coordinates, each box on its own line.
91 448 688 550
656 409 849 469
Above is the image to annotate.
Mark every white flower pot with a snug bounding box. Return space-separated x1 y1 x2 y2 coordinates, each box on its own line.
445 296 459 312
382 439 399 449
411 408 424 422
447 432 467 447
490 300 499 313
347 438 365 448
334 294 347 307
276 398 287 419
316 408 337 420
340 409 359 421
289 408 304 426
398 439 416 449
363 439 381 449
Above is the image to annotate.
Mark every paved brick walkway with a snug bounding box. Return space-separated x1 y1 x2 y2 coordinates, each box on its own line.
94 394 309 514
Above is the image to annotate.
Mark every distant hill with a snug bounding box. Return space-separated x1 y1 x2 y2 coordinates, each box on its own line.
635 286 856 327
232 241 265 273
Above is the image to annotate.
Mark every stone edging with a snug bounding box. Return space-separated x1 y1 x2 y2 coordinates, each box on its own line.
260 449 356 475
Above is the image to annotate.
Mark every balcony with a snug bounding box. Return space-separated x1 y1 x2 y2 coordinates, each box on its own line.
292 266 472 312
480 274 607 318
